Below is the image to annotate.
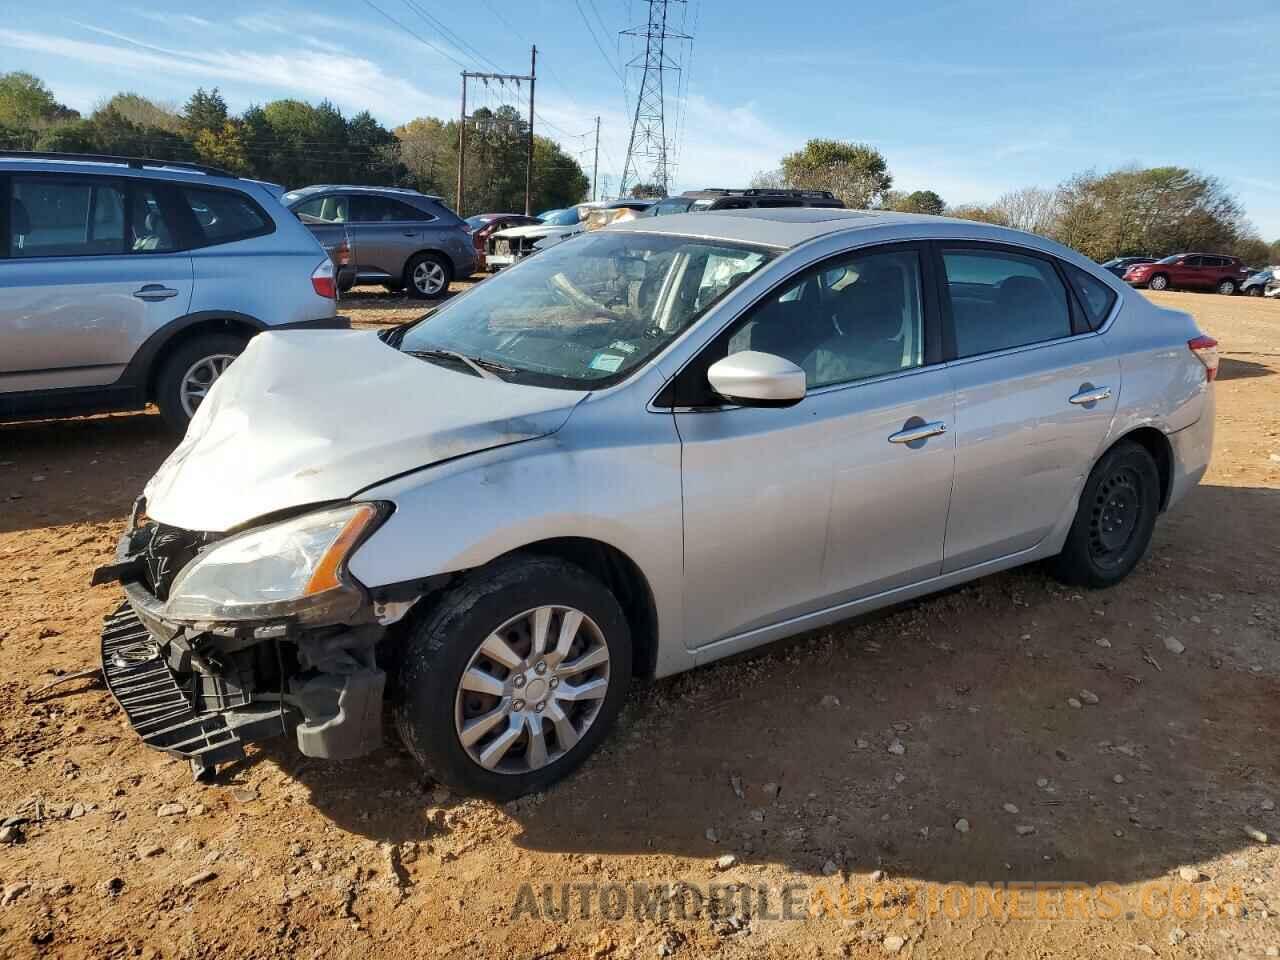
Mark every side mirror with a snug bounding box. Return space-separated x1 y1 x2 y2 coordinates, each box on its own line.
706 351 806 407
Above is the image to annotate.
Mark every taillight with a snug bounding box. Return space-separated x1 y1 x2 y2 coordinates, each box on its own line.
1187 335 1219 381
311 259 336 299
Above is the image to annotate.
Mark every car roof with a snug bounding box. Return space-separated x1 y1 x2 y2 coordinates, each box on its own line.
607 206 1112 266
0 154 243 188
284 184 442 200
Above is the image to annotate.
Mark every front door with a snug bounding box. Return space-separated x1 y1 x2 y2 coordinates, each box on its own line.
350 194 434 280
0 173 193 394
673 244 955 648
938 244 1120 571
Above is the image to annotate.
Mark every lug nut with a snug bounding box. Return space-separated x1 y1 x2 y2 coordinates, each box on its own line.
549 677 559 689
512 675 525 688
535 701 545 712
513 699 525 711
535 661 547 675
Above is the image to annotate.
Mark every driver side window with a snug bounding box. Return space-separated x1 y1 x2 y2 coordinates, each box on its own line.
726 248 925 389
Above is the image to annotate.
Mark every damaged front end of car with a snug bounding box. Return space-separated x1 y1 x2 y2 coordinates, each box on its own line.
93 498 424 779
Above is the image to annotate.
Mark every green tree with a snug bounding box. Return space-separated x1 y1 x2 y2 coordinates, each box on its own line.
0 71 78 128
778 139 892 209
629 182 663 199
182 87 229 138
96 93 180 133
194 120 250 173
885 189 945 216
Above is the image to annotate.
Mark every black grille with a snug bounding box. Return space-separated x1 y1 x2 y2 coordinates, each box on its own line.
100 602 289 766
132 522 214 600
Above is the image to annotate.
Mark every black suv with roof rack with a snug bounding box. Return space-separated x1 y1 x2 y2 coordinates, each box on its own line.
643 188 846 217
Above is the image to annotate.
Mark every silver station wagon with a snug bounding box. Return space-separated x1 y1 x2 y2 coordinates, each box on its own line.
95 208 1216 799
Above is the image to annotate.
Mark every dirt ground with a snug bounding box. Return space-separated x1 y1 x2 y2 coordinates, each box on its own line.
0 289 1277 960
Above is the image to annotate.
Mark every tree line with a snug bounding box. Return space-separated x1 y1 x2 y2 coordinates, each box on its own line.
754 139 1280 266
0 72 589 216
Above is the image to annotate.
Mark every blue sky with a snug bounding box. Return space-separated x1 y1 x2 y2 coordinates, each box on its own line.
2 0 1278 237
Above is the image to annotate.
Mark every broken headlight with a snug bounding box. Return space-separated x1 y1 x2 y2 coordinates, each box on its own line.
163 503 386 626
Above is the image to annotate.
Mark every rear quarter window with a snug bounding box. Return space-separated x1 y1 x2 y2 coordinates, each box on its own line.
180 188 274 248
1064 264 1118 330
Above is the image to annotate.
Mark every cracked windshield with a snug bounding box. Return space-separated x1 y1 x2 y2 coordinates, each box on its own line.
398 231 772 387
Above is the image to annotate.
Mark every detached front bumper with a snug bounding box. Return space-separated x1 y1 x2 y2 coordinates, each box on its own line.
98 527 388 775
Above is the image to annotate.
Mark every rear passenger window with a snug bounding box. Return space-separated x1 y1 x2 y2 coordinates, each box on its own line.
942 249 1071 358
353 196 432 222
9 178 125 257
130 184 178 253
293 195 348 223
1064 264 1117 329
180 188 272 247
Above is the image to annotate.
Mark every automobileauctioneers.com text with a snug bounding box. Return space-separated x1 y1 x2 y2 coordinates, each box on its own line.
511 878 1245 923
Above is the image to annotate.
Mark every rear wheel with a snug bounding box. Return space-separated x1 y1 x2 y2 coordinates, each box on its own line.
1050 441 1160 588
394 556 632 799
1217 279 1237 296
154 332 248 432
1247 285 1263 297
1147 273 1169 291
405 252 451 299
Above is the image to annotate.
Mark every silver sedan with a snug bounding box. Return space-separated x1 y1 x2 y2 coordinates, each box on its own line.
99 208 1216 798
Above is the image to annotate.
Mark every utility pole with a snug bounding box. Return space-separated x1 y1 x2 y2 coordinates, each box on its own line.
456 51 537 218
456 73 467 216
525 45 536 216
620 0 690 198
592 116 601 202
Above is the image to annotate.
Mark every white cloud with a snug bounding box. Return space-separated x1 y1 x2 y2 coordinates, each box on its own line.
0 25 456 123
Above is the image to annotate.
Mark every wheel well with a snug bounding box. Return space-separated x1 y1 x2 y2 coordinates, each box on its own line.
145 318 258 402
512 537 660 680
1113 427 1173 511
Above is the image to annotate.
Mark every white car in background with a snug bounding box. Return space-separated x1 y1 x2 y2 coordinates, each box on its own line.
485 203 604 269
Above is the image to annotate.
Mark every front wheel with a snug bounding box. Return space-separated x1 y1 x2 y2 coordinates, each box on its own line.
1050 440 1160 588
395 557 632 799
1217 279 1237 296
154 333 248 432
405 252 452 300
1147 274 1169 291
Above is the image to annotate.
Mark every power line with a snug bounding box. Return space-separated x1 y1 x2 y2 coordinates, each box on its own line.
399 0 503 73
619 0 689 195
360 0 471 71
573 0 626 83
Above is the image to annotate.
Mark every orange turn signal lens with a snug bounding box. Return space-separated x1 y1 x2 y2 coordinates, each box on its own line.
303 503 379 596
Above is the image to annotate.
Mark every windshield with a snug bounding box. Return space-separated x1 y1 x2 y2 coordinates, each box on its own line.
543 207 582 226
398 230 774 388
465 215 493 229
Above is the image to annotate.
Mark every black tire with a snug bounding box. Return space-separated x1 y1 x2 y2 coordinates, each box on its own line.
394 556 632 799
1147 273 1169 291
1050 440 1161 588
1217 279 1237 296
382 281 405 293
1247 285 1263 297
154 332 248 432
404 252 452 300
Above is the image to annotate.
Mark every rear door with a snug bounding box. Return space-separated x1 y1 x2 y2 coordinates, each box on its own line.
938 243 1119 571
1181 255 1207 288
672 242 955 647
0 172 192 394
349 194 435 279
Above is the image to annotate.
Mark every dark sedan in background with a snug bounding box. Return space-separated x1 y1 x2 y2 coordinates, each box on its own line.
1101 256 1156 278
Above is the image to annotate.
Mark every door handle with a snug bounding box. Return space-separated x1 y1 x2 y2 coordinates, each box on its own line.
402 230 419 237
133 284 179 302
1068 386 1112 406
888 420 948 444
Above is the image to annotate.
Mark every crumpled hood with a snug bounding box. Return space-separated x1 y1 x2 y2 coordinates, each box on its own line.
144 329 581 532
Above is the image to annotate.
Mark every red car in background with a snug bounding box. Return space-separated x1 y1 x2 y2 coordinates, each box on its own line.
1124 253 1250 295
466 213 542 271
